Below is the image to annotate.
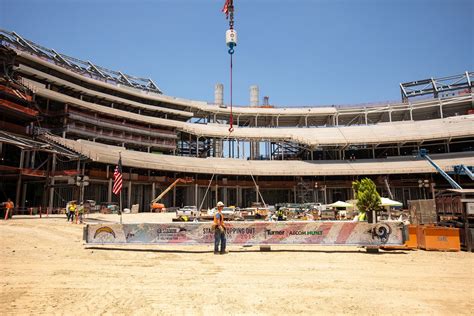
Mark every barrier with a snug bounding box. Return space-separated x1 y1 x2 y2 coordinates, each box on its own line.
84 221 407 246
416 226 460 251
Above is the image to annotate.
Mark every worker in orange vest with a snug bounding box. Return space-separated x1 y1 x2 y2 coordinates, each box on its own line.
213 201 227 255
4 198 14 220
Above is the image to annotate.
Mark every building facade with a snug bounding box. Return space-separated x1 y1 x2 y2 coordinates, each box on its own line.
1 29 473 212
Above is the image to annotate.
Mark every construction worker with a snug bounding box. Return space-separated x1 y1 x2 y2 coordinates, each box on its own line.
357 210 367 221
67 201 76 222
213 201 227 255
77 202 84 224
3 198 14 220
276 208 286 221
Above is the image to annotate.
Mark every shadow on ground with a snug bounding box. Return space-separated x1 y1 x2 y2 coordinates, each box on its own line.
84 246 408 255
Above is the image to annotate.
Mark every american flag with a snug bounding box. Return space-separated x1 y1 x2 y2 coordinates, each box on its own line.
112 156 122 195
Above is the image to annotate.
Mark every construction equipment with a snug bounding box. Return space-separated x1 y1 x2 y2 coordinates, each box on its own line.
417 149 464 189
453 165 474 180
150 178 193 211
383 177 394 200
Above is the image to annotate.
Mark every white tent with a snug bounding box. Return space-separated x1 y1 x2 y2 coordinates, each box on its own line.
328 201 354 208
380 197 403 207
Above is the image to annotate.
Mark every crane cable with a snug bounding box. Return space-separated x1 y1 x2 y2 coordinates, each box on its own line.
229 53 233 133
223 0 236 133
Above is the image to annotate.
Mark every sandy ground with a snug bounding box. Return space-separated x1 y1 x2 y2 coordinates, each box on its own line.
1 213 473 316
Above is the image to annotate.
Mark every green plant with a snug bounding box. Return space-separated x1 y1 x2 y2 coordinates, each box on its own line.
352 178 381 213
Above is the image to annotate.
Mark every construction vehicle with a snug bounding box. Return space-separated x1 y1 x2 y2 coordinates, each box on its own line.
150 177 193 212
417 149 472 189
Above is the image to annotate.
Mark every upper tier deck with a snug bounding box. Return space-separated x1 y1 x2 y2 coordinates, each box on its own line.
2 29 472 127
25 83 474 146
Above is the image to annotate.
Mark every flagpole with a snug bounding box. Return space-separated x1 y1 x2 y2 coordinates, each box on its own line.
119 152 122 224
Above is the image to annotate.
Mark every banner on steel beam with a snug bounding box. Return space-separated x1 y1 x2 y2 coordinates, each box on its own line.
84 221 407 246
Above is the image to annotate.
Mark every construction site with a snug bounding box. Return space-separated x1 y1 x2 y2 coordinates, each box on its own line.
1 0 473 314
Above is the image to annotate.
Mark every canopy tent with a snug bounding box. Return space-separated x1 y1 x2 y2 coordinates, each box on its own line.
328 201 354 208
380 197 403 207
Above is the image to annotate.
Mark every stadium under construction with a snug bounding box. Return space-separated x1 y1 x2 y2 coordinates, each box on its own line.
0 29 473 213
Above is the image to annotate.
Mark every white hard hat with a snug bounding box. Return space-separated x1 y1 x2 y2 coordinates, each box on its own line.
217 201 224 207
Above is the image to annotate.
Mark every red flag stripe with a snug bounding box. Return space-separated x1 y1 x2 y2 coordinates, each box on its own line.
113 165 122 195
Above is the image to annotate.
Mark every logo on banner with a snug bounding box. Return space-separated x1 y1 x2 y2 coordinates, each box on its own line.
94 226 116 239
371 223 392 243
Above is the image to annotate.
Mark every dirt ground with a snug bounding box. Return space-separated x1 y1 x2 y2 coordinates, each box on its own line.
1 213 473 315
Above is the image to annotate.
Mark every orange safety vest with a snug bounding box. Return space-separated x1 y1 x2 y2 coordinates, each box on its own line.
6 201 14 209
213 212 225 228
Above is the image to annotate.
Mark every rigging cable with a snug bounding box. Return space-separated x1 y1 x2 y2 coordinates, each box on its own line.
223 0 237 133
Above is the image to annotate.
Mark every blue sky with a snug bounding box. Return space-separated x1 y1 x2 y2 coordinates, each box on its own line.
2 0 473 107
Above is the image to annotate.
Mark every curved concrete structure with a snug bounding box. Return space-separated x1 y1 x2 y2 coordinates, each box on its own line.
48 135 474 176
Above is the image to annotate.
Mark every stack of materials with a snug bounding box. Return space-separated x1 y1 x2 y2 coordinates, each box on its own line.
408 199 437 225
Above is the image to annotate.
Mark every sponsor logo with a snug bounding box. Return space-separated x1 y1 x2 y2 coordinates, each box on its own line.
157 227 187 234
94 226 116 239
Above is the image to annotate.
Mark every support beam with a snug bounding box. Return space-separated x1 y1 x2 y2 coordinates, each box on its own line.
173 185 176 207
15 150 24 208
128 181 132 209
48 153 56 212
108 178 113 202
21 183 27 208
195 183 199 208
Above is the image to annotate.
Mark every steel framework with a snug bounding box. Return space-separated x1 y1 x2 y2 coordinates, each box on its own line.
400 72 473 102
0 29 163 94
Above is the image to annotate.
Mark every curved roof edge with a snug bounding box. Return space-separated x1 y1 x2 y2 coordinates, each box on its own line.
11 40 472 118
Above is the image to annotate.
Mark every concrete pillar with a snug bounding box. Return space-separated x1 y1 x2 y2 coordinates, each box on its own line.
108 178 113 202
128 181 132 208
48 153 57 212
21 183 27 208
31 151 36 169
173 186 176 207
196 136 200 157
195 183 199 208
15 150 24 208
237 186 242 206
215 183 219 204
223 187 228 205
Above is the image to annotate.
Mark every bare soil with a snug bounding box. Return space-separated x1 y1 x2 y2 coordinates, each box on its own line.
1 213 473 315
